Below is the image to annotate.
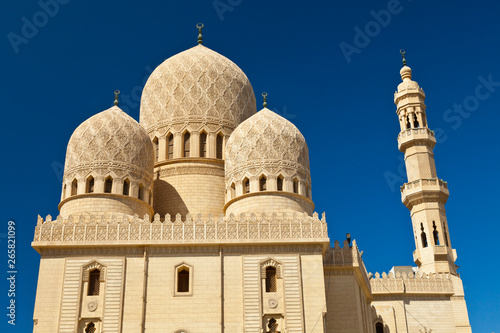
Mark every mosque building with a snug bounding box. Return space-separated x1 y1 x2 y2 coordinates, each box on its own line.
31 26 472 333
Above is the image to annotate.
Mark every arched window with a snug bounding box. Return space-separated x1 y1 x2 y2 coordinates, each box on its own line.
277 176 283 191
230 183 236 199
406 115 411 129
375 322 384 333
443 223 450 247
199 132 207 157
123 179 130 196
216 134 223 159
433 221 440 245
243 178 250 194
138 184 144 201
87 269 100 296
153 137 159 162
413 114 419 128
167 134 174 159
260 176 267 191
267 318 279 333
85 322 96 333
71 179 78 196
63 184 67 199
420 223 428 248
104 177 113 194
293 178 299 194
86 176 94 194
183 132 190 157
265 266 277 292
177 268 189 293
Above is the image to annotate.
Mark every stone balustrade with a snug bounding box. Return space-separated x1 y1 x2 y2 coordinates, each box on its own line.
370 271 454 294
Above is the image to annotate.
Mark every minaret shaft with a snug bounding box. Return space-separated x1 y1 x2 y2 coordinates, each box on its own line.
395 65 458 275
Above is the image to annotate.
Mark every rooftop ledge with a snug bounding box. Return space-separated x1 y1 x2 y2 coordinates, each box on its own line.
397 127 436 151
32 212 330 250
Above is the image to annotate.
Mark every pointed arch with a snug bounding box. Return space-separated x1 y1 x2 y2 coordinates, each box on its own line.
123 178 130 196
167 133 174 159
293 178 299 194
86 176 94 194
104 176 113 194
216 133 223 159
183 131 191 157
420 223 428 248
199 131 207 157
71 178 78 196
259 175 267 191
432 221 440 245
153 136 159 162
138 183 144 201
243 177 250 194
277 175 284 191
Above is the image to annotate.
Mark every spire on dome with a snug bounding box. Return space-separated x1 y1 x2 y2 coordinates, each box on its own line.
262 92 268 108
197 23 204 45
114 90 120 106
399 50 412 81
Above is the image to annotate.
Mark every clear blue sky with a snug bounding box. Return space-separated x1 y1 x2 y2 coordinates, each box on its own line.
1 0 498 331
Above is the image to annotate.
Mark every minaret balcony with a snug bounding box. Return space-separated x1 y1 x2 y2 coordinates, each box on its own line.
398 127 436 152
401 178 449 208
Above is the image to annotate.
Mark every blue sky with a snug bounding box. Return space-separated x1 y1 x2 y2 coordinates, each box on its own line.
1 0 499 331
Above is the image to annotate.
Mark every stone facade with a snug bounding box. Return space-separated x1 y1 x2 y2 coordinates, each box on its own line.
31 40 471 333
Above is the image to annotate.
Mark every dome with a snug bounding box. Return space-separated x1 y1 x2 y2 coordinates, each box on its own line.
60 105 154 218
224 108 313 216
64 106 154 180
225 108 310 183
140 44 256 135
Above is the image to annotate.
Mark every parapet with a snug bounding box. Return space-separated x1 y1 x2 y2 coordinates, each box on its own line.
32 211 329 250
370 270 454 295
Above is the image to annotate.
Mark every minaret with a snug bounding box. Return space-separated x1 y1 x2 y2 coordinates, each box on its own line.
395 51 458 275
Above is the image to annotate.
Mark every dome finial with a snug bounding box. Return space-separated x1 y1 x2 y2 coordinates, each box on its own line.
262 92 268 108
400 49 407 66
197 23 204 45
114 90 120 106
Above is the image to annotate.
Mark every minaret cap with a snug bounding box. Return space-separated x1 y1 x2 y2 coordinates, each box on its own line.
399 49 412 81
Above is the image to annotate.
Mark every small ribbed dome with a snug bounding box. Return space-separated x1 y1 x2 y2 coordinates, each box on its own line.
140 44 256 135
64 106 154 181
225 108 310 185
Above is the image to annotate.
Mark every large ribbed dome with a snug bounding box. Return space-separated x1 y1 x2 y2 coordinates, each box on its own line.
225 108 310 184
64 106 154 185
140 44 256 134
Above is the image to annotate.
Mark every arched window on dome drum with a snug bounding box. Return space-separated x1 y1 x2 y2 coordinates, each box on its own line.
230 183 236 199
177 268 189 293
277 176 283 191
216 134 223 159
85 322 96 333
420 223 428 248
123 179 130 196
167 134 174 159
153 137 159 162
86 176 94 194
138 184 144 201
243 178 250 194
183 132 190 157
199 132 207 157
104 177 113 194
375 322 384 333
432 221 440 245
265 266 277 292
260 176 267 191
71 179 78 196
293 179 299 194
87 269 100 296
